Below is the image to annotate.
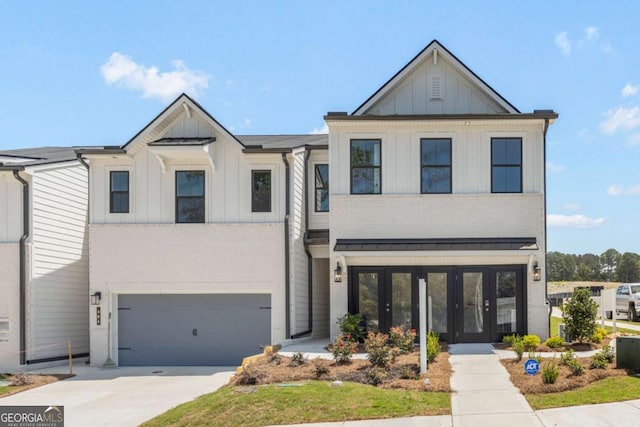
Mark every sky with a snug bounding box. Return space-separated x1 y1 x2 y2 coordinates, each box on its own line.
1 1 639 256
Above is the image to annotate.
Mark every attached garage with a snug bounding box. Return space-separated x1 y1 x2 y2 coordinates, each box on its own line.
117 294 271 366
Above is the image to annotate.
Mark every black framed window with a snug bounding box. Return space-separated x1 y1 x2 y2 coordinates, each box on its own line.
315 164 329 212
175 171 205 223
491 138 522 193
252 170 271 212
109 171 129 213
351 139 381 194
421 138 451 193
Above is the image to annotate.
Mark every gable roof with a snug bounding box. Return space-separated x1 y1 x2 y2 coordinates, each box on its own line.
122 93 245 154
0 146 82 168
352 39 520 116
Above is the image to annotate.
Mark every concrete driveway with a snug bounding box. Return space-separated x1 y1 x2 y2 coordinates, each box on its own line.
0 364 235 427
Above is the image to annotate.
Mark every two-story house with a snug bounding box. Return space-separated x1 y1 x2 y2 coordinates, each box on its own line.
0 148 89 370
1 39 555 368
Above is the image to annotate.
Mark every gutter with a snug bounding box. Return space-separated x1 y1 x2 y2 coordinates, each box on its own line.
12 169 28 365
281 153 291 339
76 153 90 221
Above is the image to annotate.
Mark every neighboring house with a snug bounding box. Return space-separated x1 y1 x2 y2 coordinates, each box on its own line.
0 148 89 370
1 39 556 368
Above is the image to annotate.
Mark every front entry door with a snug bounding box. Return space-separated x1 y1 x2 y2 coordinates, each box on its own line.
455 269 492 343
382 270 417 332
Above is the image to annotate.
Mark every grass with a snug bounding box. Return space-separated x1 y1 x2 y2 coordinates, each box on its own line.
550 315 639 337
0 386 11 397
141 381 450 427
526 376 640 409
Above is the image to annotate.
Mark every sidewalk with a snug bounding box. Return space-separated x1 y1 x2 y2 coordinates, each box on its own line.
274 340 640 427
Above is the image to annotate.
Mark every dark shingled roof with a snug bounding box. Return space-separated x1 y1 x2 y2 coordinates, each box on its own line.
305 229 329 245
237 134 328 150
0 146 80 167
334 237 538 252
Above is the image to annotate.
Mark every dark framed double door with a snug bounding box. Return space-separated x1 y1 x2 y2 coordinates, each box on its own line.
349 266 526 343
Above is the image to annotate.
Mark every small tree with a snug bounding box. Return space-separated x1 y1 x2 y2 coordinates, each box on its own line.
562 287 598 343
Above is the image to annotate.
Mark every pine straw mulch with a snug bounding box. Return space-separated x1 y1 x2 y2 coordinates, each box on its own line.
229 346 451 392
502 357 630 394
0 373 73 397
493 336 613 353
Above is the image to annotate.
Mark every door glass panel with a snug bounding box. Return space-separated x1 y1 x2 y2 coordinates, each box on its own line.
496 272 517 333
391 273 412 330
427 272 447 333
462 272 484 333
358 273 379 333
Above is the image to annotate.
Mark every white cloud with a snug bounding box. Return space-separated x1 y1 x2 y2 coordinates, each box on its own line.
310 124 328 134
101 52 209 102
555 32 571 56
244 118 252 127
546 161 564 173
564 203 581 211
627 132 640 146
584 26 599 42
547 214 605 229
607 184 640 196
622 83 639 98
600 106 640 134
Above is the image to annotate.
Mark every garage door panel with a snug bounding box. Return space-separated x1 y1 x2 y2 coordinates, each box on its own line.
118 294 271 366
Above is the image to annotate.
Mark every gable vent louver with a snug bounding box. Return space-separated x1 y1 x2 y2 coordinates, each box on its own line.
430 75 442 100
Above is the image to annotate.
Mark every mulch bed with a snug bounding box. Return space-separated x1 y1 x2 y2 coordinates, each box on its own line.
230 347 452 392
0 373 73 397
493 337 612 353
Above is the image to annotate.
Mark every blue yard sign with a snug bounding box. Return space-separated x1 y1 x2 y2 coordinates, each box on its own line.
524 359 540 375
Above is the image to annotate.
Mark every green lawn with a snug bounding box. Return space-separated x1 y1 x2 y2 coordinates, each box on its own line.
550 315 639 337
0 386 11 397
141 381 450 427
526 376 640 409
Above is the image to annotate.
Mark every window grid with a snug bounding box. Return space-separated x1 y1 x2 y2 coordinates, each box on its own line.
109 171 129 213
350 139 381 194
314 164 329 212
491 138 522 193
252 170 272 212
175 171 205 223
420 138 452 194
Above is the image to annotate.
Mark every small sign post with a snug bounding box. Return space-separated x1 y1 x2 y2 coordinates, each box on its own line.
524 359 540 375
419 278 427 374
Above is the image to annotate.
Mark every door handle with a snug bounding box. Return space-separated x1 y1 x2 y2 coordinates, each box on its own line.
192 328 198 336
485 300 490 312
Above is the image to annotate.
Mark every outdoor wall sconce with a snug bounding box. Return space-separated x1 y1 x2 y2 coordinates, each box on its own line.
90 291 102 305
334 262 343 283
533 261 542 282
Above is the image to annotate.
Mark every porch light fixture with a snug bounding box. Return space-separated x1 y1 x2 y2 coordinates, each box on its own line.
90 291 102 305
532 261 542 282
334 262 343 283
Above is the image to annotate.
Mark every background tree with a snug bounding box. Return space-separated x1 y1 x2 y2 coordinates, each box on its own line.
547 252 577 281
576 253 602 281
616 252 640 282
601 249 621 282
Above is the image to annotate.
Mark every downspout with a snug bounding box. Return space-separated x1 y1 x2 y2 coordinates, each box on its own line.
543 118 551 333
76 153 90 220
291 147 314 339
12 169 28 365
281 153 291 339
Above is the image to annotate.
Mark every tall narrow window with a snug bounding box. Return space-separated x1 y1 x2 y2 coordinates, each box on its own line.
252 170 272 212
421 138 451 193
110 171 129 213
491 138 522 193
315 164 329 212
351 139 381 194
176 171 205 223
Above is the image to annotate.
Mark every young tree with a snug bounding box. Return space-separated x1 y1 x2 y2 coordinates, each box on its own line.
562 287 598 343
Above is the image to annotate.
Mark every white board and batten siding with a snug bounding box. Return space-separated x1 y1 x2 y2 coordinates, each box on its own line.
290 149 309 335
0 171 25 243
28 164 89 361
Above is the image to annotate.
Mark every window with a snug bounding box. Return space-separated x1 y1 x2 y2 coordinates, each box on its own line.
491 138 522 193
315 164 329 212
351 139 381 194
110 171 129 213
252 170 272 212
0 318 8 342
175 171 205 223
421 138 451 193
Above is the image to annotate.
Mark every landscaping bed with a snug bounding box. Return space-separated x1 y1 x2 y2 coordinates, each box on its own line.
0 373 72 397
230 346 451 392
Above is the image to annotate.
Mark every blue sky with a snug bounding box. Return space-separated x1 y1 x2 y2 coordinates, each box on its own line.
1 1 639 255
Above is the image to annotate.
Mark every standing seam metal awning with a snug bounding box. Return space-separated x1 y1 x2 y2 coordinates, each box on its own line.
333 237 538 252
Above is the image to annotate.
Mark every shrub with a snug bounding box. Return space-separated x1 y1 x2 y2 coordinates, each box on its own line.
290 352 306 367
502 334 518 345
567 358 584 376
544 336 565 349
265 346 281 365
562 288 598 343
331 334 357 364
337 313 365 342
512 335 524 361
366 367 387 386
590 327 608 344
401 366 419 380
541 359 560 384
601 345 615 362
560 349 575 365
389 326 416 353
522 335 541 351
365 331 392 368
590 352 609 369
427 331 442 362
236 364 258 385
312 359 329 379
528 352 542 363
